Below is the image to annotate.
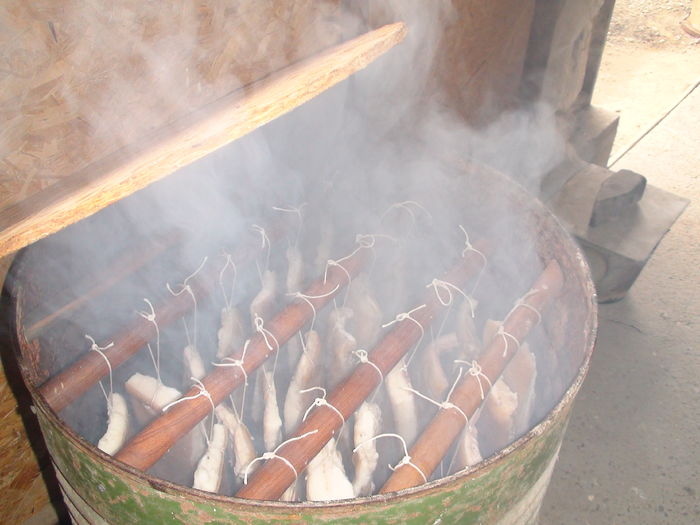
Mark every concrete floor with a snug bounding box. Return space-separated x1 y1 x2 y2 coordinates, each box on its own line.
540 82 700 523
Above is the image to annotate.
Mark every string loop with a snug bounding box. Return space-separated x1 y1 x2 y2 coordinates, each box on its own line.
380 200 433 225
253 314 280 354
167 257 207 349
219 253 237 310
86 334 114 402
382 304 427 368
403 385 469 426
286 285 340 331
300 387 345 427
497 324 521 357
243 429 318 484
353 433 427 484
506 289 543 324
426 278 469 307
455 360 493 400
353 349 384 385
136 298 162 384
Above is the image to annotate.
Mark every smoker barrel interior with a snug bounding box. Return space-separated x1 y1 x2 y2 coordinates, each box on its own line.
6 158 596 524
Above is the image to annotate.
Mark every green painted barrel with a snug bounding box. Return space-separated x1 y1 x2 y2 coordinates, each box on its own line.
8 166 596 524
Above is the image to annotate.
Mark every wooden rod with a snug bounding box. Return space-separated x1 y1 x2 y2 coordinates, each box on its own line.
115 245 370 471
37 227 270 412
25 230 182 340
0 22 407 258
380 259 564 493
236 244 489 501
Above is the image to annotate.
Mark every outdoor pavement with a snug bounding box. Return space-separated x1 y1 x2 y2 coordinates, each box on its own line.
540 83 699 524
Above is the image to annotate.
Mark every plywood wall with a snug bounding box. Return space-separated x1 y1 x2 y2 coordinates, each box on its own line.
0 0 345 211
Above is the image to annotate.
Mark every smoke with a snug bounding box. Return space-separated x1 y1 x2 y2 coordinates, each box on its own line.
9 0 584 497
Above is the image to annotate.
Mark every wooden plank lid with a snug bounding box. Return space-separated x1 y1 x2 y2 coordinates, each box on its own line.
0 22 406 257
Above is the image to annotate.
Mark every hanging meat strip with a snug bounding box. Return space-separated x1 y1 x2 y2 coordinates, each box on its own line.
352 401 382 496
97 393 129 456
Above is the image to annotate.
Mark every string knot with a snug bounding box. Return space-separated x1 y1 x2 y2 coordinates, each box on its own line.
301 387 345 427
403 381 469 426
458 225 488 267
86 334 114 400
251 224 270 249
162 377 215 414
382 304 427 368
456 359 493 400
136 298 157 323
353 349 384 385
254 314 279 353
355 234 376 248
243 429 318 485
508 289 543 324
426 278 470 307
354 433 427 484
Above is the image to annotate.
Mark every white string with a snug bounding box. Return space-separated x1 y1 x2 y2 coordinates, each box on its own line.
497 324 521 357
167 257 207 349
426 278 470 307
286 285 340 332
403 376 470 426
212 339 250 385
213 340 250 416
162 377 214 413
98 381 110 406
251 224 271 277
326 260 352 287
162 377 216 439
455 360 493 400
215 358 248 417
355 234 377 249
324 259 352 307
136 298 161 384
353 433 427 484
382 304 427 368
458 225 487 266
380 200 433 225
253 314 280 354
86 334 114 402
506 289 543 324
458 225 488 294
181 317 192 348
272 204 306 246
219 252 237 310
254 314 280 377
352 349 384 386
322 235 373 285
337 233 396 271
243 429 319 485
300 387 345 428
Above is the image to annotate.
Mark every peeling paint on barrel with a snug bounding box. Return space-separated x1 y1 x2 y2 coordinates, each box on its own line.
31 387 578 524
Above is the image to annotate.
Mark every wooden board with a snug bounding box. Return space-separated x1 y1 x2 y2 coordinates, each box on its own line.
0 20 406 257
0 1 345 211
0 255 55 523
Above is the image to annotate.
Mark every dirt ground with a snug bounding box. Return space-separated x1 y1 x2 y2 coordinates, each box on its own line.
592 0 700 159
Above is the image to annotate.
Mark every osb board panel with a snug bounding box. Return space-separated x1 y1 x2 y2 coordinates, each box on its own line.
0 253 52 524
0 358 50 522
0 0 344 211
